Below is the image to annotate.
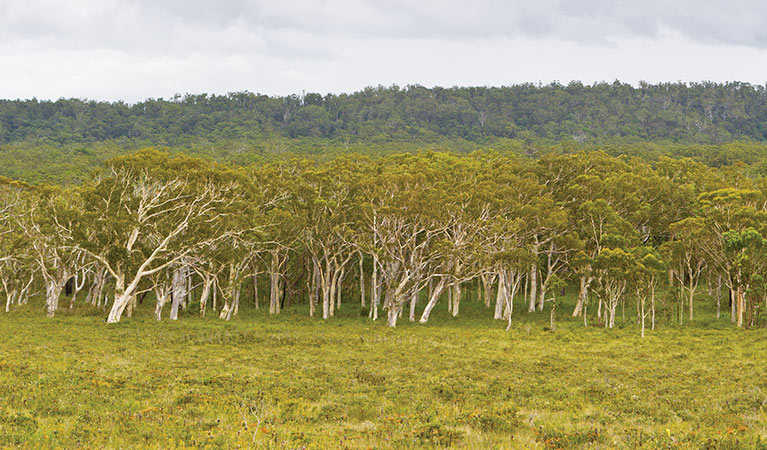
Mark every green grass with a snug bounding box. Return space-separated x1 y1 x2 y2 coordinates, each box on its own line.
0 291 766 449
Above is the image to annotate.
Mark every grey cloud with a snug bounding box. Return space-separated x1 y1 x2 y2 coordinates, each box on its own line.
3 0 767 51
1 0 767 102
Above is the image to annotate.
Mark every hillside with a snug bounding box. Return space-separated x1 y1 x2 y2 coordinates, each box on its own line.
4 82 767 184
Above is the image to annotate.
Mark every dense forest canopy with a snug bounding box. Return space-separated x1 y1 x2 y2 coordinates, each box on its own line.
3 82 767 145
5 81 767 185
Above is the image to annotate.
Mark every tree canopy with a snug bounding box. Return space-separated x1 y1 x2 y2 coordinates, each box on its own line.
3 148 767 332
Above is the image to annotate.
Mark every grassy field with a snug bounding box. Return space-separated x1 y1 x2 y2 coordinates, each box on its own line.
0 292 766 449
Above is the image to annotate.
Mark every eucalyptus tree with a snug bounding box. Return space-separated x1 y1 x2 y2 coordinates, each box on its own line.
0 177 36 312
698 188 764 326
661 218 707 322
574 198 638 323
545 274 566 330
517 181 573 312
26 185 88 317
532 214 577 311
721 228 767 328
537 152 632 317
361 154 448 327
74 150 240 323
215 243 254 320
480 161 542 323
210 164 285 321
251 161 306 316
592 247 639 328
188 251 222 317
291 156 364 319
629 246 666 336
424 152 494 318
150 267 174 321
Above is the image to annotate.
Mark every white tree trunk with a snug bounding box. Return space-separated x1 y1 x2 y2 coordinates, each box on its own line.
419 278 446 323
409 289 418 322
269 250 282 315
483 273 494 308
321 270 332 320
528 263 537 312
369 254 379 320
87 267 106 307
199 274 213 317
572 276 590 316
451 281 461 317
494 270 506 320
640 292 646 338
387 304 399 327
2 278 17 313
154 286 169 321
503 271 519 320
359 255 366 307
269 269 281 315
69 272 87 309
106 274 129 323
45 279 66 318
336 266 345 310
538 265 551 311
170 267 186 321
18 274 34 306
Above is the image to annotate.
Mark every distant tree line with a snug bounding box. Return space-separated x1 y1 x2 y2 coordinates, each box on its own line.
2 149 766 333
7 82 767 185
3 81 767 146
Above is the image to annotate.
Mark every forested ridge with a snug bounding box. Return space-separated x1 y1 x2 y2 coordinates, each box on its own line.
2 148 766 332
6 82 767 185
4 82 767 145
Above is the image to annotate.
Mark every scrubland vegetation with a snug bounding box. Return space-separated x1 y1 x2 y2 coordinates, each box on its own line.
1 293 766 450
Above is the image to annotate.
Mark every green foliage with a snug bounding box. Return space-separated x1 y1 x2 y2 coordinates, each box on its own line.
1 299 766 449
4 83 767 146
7 84 767 185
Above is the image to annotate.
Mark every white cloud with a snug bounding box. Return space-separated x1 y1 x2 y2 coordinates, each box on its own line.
0 0 765 101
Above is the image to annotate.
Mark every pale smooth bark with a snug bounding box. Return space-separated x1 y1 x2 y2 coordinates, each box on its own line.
336 266 345 310
359 253 366 307
2 279 16 313
572 276 591 317
269 250 282 315
68 271 87 309
86 267 107 307
528 263 538 312
198 272 213 317
451 281 461 317
493 272 506 320
169 267 187 321
45 278 67 318
369 253 379 320
419 277 446 323
482 273 493 308
640 289 646 338
154 281 170 321
408 289 418 322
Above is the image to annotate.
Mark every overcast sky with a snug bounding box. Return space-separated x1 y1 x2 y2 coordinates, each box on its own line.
1 0 766 103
